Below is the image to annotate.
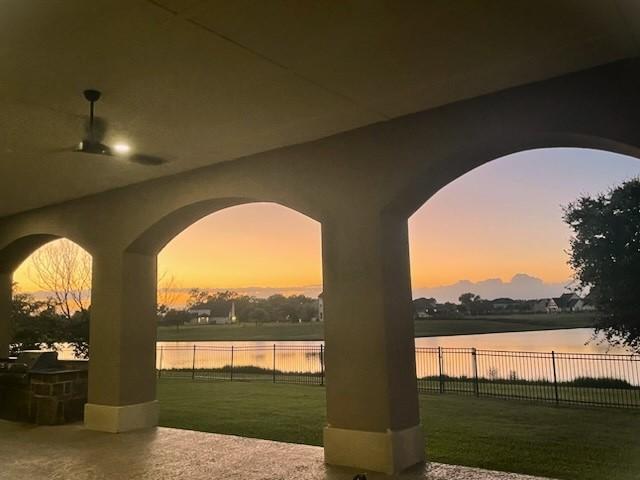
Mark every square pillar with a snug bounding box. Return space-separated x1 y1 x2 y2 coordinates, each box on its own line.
84 250 159 432
0 273 11 358
321 211 424 474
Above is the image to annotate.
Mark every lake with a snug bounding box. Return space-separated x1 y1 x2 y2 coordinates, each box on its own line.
156 328 631 356
151 328 638 386
57 328 639 386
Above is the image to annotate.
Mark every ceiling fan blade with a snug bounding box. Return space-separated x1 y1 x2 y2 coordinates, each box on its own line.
76 140 112 156
45 146 79 154
129 153 168 166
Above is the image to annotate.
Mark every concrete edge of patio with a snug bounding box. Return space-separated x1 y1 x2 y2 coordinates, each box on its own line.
0 420 556 480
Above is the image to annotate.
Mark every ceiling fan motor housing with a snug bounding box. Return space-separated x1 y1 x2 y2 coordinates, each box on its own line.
83 89 101 102
78 140 111 155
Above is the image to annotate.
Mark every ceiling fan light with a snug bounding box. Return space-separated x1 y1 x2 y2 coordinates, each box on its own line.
113 143 131 154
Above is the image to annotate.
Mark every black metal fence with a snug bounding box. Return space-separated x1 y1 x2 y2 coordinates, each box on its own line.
157 344 324 385
416 347 640 408
156 344 640 408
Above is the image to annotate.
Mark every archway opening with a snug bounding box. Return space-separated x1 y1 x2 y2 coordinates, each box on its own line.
11 238 92 359
154 202 326 444
1 237 91 425
406 147 640 478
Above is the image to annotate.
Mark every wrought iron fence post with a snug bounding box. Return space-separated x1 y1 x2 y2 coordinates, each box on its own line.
273 344 277 383
438 346 444 393
320 344 325 386
472 348 479 397
551 350 559 405
191 345 197 380
230 346 234 382
158 346 164 378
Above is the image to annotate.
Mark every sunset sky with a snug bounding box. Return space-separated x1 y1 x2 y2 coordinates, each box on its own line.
13 148 640 300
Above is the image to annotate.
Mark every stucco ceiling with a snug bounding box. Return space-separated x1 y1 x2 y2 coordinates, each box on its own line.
1 0 639 217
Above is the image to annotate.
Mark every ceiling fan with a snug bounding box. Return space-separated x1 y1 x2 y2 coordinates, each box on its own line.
72 89 168 166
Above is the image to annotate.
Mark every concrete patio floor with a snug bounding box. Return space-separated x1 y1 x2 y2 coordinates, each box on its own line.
0 420 553 480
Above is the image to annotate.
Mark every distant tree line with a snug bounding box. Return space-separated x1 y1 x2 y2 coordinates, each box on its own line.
158 289 320 328
413 292 592 318
413 294 526 318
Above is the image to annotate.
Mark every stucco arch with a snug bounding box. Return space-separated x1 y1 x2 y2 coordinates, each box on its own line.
125 195 321 256
0 232 94 361
391 135 640 219
0 232 94 276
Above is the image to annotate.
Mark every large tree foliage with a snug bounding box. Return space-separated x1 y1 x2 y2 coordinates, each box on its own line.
564 178 640 352
10 291 90 358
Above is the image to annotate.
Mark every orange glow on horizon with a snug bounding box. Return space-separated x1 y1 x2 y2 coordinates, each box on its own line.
156 203 322 290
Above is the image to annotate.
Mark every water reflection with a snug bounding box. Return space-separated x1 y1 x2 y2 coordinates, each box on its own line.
153 328 631 356
414 328 632 354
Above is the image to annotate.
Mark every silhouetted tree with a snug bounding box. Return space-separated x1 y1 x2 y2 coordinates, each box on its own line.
10 290 89 358
186 288 210 309
564 178 640 352
458 292 479 314
413 297 437 316
26 239 91 321
157 271 181 315
248 307 269 326
159 309 193 332
16 239 92 358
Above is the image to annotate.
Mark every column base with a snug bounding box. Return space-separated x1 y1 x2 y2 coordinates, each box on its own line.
324 424 425 474
84 400 159 433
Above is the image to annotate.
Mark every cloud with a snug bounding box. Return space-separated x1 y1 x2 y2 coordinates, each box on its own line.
413 273 573 303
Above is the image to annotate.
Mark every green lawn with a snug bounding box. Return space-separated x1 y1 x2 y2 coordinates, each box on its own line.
157 313 597 342
158 378 640 480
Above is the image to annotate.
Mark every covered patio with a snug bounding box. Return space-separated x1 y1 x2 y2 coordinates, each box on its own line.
2 1 640 477
0 420 550 480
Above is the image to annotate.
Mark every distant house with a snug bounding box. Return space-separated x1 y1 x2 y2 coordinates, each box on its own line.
491 298 516 310
188 302 237 325
209 315 232 325
553 293 579 312
532 298 559 313
576 293 597 312
187 308 211 325
415 310 429 319
412 297 437 319
553 293 596 312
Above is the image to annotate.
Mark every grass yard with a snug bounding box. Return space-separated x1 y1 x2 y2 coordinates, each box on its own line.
158 321 325 342
157 313 597 342
158 378 640 480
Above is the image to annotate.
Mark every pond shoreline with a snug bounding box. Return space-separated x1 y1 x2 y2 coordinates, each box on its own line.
157 313 598 342
157 325 592 343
